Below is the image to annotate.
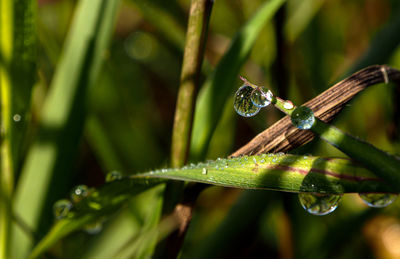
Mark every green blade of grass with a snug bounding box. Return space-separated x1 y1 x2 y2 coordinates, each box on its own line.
0 0 36 257
135 154 394 193
189 0 286 161
12 0 121 257
30 153 394 258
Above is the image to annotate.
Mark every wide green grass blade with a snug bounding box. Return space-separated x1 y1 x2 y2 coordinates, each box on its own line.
12 0 121 257
0 0 36 257
30 152 394 258
189 0 286 161
136 154 394 194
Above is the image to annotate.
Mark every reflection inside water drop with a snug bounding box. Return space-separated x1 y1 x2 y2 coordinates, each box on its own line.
234 85 260 117
291 106 315 130
250 88 273 108
299 193 342 216
359 193 397 208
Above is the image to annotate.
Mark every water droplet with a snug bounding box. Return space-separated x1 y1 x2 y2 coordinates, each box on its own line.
13 114 21 122
105 171 122 182
298 193 341 216
261 154 266 158
359 193 397 208
84 221 103 234
250 88 273 108
70 185 90 203
283 101 294 109
291 106 315 130
253 157 257 164
272 157 277 163
260 159 265 163
202 168 207 175
234 85 261 117
53 199 73 220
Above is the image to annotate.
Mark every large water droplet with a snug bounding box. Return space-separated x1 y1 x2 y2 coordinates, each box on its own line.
291 106 315 130
250 88 273 108
70 185 90 203
202 168 207 175
359 193 397 208
234 85 261 117
105 171 122 182
53 199 73 220
298 193 341 216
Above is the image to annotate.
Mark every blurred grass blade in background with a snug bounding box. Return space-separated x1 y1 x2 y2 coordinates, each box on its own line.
11 0 121 258
0 0 36 258
190 0 286 161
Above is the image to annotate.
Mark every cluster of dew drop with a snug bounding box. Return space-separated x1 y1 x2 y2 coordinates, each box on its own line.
298 192 398 216
53 181 114 234
233 78 398 216
233 77 315 130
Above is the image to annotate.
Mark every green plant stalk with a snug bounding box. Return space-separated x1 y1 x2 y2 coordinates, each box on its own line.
271 95 400 191
171 0 213 168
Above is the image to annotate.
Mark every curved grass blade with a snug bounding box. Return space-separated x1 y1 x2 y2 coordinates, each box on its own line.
189 0 286 161
12 0 121 257
29 180 161 259
30 153 395 257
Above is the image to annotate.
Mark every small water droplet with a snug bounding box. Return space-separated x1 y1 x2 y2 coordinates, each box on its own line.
234 85 261 117
84 221 103 234
260 159 265 163
283 101 294 110
291 106 315 130
261 154 266 158
53 199 73 220
70 185 89 203
202 168 207 175
253 157 257 164
250 88 272 108
272 157 277 163
13 114 21 122
298 193 341 216
359 193 397 208
244 157 248 161
105 171 122 182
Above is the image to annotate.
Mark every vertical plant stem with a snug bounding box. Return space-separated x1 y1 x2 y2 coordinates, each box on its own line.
163 0 213 257
171 0 213 168
0 1 14 257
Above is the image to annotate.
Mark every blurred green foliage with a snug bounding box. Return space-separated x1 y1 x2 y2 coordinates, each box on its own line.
2 0 400 258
